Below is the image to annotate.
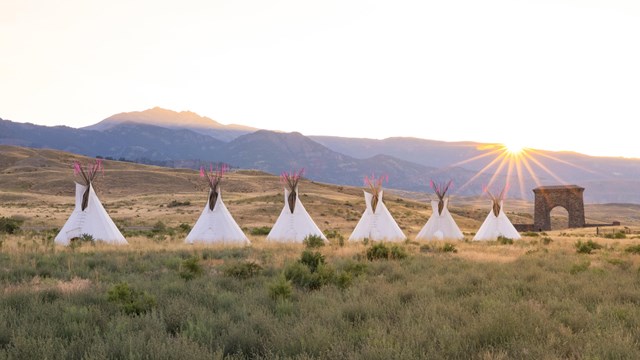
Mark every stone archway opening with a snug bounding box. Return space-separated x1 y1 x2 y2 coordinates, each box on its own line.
550 206 570 230
533 185 585 231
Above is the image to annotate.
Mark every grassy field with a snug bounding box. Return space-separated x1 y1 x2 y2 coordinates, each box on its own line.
2 233 640 359
2 145 640 358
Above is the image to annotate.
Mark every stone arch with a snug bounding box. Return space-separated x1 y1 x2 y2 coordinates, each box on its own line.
533 185 585 231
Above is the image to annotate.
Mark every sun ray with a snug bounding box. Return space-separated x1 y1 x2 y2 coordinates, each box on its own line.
448 140 602 201
519 154 543 188
447 147 505 169
506 153 516 196
486 152 511 190
457 151 509 192
522 151 567 184
515 154 527 200
526 149 598 175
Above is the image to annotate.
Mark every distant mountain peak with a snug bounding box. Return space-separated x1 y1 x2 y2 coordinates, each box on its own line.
82 107 258 142
86 107 254 130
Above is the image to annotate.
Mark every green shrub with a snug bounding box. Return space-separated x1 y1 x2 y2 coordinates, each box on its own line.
334 271 353 289
497 236 514 245
440 243 458 253
366 243 409 260
324 230 345 246
542 237 553 245
152 221 167 233
339 260 368 277
178 223 192 232
250 226 272 236
284 262 334 290
299 250 325 272
366 243 390 260
179 256 204 280
223 261 262 279
283 249 346 290
390 244 408 259
0 217 23 234
323 229 340 239
268 276 293 301
522 232 540 237
69 233 95 250
625 244 640 254
575 240 603 254
167 200 191 208
606 258 632 270
107 282 156 315
303 234 325 248
604 231 626 239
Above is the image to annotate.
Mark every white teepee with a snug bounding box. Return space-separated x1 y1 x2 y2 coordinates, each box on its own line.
417 199 464 241
267 187 326 243
55 160 127 245
267 170 326 243
416 180 463 241
186 190 249 245
349 189 406 242
186 165 249 245
473 189 521 241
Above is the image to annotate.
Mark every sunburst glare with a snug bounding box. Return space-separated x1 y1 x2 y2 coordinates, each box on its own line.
503 142 525 155
449 142 594 200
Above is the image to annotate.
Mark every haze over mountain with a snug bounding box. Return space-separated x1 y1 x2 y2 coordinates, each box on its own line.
2 108 640 203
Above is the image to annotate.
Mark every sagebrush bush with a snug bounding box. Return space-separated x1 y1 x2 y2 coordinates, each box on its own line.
268 276 293 301
625 244 640 254
223 261 262 279
390 244 408 259
497 236 514 245
299 250 325 272
542 237 553 245
107 282 156 315
575 240 603 254
0 217 22 234
440 243 458 253
366 243 389 260
366 243 408 260
284 261 335 290
250 226 271 236
178 223 192 232
179 256 204 280
323 230 345 246
167 199 190 208
303 234 325 249
604 231 626 239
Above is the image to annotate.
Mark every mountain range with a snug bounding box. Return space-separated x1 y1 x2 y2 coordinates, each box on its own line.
2 107 640 203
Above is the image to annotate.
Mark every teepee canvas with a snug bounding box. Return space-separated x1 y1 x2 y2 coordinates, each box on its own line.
416 180 464 241
266 169 326 243
473 187 521 241
186 165 249 245
349 175 406 242
55 160 127 245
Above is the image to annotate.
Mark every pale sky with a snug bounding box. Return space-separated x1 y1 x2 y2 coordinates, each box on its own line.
1 0 639 158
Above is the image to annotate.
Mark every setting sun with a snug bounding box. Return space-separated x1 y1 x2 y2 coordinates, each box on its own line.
503 143 525 155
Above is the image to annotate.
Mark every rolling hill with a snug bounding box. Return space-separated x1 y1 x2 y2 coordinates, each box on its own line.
2 146 636 235
3 107 640 203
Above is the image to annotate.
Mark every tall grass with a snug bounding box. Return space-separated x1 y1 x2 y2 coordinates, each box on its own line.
1 234 640 359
